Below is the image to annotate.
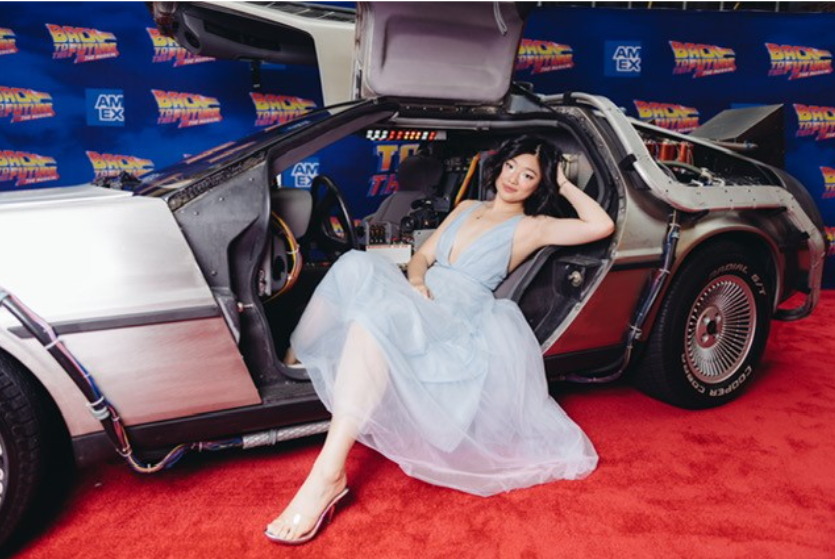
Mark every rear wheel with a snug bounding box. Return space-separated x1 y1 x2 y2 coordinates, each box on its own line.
0 353 56 550
633 242 773 409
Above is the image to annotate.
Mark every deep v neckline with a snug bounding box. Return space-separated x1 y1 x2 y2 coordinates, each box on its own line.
447 203 523 267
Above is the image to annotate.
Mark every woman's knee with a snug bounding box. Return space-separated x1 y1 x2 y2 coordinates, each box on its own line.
332 250 374 284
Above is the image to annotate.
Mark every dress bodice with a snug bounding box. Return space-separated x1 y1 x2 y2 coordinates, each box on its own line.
433 202 524 292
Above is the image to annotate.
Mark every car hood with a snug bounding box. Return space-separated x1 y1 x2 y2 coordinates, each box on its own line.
0 185 130 209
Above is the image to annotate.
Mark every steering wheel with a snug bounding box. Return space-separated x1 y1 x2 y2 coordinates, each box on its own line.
309 175 359 258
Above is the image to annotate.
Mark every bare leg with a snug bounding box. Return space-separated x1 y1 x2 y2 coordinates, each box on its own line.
265 415 356 540
267 322 388 541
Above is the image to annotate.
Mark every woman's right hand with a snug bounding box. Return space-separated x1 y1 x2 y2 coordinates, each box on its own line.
411 282 433 300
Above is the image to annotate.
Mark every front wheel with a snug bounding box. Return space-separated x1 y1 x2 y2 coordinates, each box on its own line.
632 242 774 409
0 353 55 550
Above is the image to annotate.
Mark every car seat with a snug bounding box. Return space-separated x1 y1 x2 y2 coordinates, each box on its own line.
363 153 443 241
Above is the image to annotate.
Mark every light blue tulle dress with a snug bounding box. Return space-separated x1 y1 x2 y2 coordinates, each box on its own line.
290 203 598 496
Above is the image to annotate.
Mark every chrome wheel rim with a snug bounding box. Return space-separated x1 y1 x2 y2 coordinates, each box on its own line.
685 275 756 384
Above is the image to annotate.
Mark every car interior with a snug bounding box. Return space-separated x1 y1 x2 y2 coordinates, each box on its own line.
257 123 620 388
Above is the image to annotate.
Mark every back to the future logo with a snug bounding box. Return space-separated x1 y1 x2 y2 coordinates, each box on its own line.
146 28 214 67
766 43 832 80
0 86 55 123
605 41 641 77
634 100 700 133
0 28 18 55
825 227 835 257
152 90 222 128
87 151 154 180
516 39 574 75
795 104 835 141
46 23 119 63
670 41 736 78
250 93 316 127
0 150 59 187
820 167 835 199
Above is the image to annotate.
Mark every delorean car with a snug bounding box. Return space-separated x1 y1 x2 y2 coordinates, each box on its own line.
0 2 826 548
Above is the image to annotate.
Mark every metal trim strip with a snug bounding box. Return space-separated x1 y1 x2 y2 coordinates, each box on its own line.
9 305 221 339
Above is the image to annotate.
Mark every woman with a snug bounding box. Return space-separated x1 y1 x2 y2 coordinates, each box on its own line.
265 135 615 544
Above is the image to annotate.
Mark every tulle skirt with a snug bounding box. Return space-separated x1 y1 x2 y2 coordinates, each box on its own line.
290 250 597 496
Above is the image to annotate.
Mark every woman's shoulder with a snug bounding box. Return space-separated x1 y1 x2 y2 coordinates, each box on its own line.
432 199 479 235
456 199 480 211
444 199 480 220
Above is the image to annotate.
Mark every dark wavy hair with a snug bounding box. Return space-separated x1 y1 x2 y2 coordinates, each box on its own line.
482 135 563 216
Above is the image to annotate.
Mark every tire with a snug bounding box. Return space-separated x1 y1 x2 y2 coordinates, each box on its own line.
633 241 773 409
0 353 54 550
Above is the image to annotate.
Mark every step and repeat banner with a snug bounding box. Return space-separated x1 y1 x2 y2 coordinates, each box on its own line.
0 2 323 190
1 3 834 285
520 7 835 287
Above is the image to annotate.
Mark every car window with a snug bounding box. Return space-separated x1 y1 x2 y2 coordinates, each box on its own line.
277 126 450 220
136 102 363 196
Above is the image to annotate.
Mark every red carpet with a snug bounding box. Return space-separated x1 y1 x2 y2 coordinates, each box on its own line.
13 292 835 558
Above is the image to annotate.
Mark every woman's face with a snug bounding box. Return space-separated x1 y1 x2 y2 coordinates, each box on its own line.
495 153 542 204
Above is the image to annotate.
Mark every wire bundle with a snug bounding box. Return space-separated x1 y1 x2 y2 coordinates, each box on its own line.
0 287 247 474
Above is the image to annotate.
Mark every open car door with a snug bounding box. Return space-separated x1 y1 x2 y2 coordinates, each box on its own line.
151 2 533 106
354 2 532 103
150 1 356 106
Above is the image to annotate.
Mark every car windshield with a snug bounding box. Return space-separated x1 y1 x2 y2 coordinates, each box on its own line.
135 100 365 195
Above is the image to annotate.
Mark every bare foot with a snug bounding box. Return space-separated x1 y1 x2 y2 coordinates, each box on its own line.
266 468 348 542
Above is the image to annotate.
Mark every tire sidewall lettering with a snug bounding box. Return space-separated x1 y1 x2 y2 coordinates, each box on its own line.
709 262 748 280
680 352 754 398
708 263 768 297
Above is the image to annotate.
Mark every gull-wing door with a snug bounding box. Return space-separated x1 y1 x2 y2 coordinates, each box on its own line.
150 1 356 105
354 2 532 103
151 2 533 106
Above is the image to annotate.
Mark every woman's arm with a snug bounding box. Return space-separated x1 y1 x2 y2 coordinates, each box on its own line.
532 165 615 248
406 199 478 298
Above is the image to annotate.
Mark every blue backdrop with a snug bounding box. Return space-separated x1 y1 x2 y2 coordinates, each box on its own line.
1 3 833 286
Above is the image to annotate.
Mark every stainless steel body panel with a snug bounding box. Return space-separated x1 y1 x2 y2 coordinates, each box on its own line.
0 187 260 436
538 95 811 359
545 267 652 355
553 182 790 356
57 317 258 429
674 214 785 300
547 93 823 316
0 187 216 322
